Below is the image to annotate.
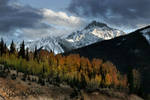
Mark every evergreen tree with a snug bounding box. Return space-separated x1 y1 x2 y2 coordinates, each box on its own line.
4 43 8 54
18 41 25 58
0 38 4 56
10 40 16 54
34 46 38 59
26 47 29 61
128 68 141 93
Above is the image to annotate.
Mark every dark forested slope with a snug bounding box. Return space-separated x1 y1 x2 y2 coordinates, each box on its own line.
65 26 150 93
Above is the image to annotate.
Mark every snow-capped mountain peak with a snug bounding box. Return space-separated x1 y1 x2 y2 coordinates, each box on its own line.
65 21 125 48
84 21 108 29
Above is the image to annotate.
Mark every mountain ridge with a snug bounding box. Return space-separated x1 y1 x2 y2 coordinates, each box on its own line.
15 21 125 54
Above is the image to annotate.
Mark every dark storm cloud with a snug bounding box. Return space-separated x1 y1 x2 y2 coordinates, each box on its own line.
0 0 50 34
68 0 150 29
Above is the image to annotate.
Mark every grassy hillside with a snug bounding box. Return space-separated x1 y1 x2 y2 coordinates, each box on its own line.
0 76 143 100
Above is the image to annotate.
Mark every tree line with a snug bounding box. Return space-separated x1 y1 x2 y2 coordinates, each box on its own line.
0 38 141 93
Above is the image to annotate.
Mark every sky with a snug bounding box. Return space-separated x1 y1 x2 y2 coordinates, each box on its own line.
0 0 150 42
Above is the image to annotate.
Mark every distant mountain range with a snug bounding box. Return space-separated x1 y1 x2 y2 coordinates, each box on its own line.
65 25 150 93
20 21 125 54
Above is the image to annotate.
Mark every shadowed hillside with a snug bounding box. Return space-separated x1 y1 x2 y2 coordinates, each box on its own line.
65 26 150 94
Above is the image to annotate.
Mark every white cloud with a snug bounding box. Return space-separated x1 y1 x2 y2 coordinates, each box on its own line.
19 8 87 40
41 8 86 29
21 26 72 40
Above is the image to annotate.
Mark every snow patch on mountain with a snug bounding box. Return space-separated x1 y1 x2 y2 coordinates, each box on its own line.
18 36 75 54
24 36 64 54
141 28 150 44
